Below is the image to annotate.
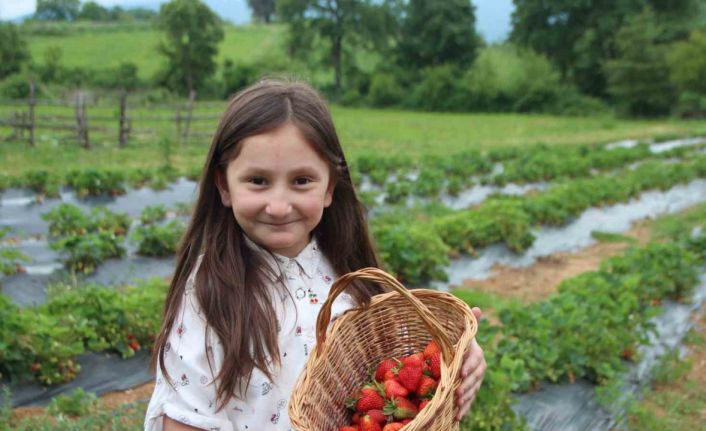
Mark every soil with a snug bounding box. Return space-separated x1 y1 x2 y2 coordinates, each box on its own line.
459 221 653 303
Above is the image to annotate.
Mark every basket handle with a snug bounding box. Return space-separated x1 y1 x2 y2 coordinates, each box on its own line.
315 267 455 361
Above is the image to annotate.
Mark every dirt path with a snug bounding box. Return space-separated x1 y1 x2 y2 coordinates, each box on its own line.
459 222 653 303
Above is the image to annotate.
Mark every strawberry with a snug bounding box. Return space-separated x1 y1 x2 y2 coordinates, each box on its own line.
355 388 385 412
384 379 409 399
375 358 400 382
360 414 382 431
352 412 361 424
418 399 430 410
428 351 441 379
382 423 405 431
367 409 387 424
401 419 413 424
339 427 359 431
401 353 424 368
383 397 418 420
416 375 438 398
397 363 422 392
384 369 397 381
423 340 440 360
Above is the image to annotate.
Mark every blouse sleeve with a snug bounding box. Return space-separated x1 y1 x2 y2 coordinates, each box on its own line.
144 256 235 431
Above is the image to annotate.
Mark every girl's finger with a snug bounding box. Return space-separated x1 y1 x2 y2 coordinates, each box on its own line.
456 358 487 402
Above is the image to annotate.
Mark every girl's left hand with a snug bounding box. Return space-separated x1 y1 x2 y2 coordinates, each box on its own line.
455 307 486 422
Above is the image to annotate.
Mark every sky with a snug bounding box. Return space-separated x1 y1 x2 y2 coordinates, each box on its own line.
0 0 514 43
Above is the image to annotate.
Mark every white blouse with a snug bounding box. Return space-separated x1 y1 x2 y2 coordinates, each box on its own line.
144 236 356 431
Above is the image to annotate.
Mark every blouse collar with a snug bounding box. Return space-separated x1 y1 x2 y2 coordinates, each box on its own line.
242 234 323 280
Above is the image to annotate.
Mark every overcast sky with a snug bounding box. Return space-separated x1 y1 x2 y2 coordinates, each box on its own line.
0 0 514 43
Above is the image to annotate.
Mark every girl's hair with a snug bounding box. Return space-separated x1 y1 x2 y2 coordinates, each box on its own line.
151 78 384 410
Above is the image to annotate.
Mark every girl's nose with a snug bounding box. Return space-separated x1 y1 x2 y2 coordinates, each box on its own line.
265 195 293 218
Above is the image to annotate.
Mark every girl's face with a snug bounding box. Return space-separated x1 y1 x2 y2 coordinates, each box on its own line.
216 122 335 258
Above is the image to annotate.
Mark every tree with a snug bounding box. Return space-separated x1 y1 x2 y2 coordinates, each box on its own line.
510 0 699 97
247 0 276 23
77 1 111 21
278 0 394 94
156 0 224 95
604 8 674 116
667 30 706 96
34 0 80 21
396 0 481 70
0 23 30 80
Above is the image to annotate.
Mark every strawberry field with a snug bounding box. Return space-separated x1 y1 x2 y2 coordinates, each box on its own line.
2 134 706 430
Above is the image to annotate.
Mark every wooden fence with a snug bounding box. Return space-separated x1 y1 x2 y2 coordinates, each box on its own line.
0 82 222 148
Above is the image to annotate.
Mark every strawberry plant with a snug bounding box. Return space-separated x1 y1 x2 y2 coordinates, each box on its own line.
22 170 61 197
51 232 126 274
0 227 30 275
65 169 126 197
139 204 167 225
131 220 184 256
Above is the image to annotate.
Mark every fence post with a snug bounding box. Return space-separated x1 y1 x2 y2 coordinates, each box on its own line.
119 90 128 147
182 89 195 145
75 91 90 149
28 80 36 147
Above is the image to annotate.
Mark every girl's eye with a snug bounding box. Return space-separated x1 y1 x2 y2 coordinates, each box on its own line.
294 177 312 186
248 177 266 186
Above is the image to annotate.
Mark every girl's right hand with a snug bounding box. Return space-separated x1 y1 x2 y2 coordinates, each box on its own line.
163 415 204 431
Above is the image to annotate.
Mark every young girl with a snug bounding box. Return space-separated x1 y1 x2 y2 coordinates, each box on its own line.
144 79 486 431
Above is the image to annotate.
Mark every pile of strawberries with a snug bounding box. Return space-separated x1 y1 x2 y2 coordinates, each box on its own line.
339 340 442 431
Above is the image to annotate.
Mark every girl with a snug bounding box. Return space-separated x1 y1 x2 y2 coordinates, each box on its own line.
144 79 486 431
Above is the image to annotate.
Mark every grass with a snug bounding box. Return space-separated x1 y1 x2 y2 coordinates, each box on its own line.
626 316 706 431
26 23 288 81
649 201 706 240
2 104 706 178
590 230 638 244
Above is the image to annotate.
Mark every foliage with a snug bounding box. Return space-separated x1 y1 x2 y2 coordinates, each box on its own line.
0 277 167 386
0 23 30 81
47 388 98 417
395 0 481 70
139 205 168 225
371 221 450 285
247 0 276 23
510 0 700 97
42 204 130 273
277 0 391 93
34 0 81 21
605 8 675 117
462 44 562 113
131 220 185 256
65 169 127 197
76 2 111 21
156 0 225 95
0 227 30 276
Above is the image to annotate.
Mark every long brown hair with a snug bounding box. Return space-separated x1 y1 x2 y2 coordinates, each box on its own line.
151 78 384 410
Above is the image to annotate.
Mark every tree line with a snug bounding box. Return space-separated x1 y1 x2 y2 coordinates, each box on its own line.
1 0 705 117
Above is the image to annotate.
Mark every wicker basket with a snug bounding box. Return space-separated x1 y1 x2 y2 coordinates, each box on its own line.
289 267 478 431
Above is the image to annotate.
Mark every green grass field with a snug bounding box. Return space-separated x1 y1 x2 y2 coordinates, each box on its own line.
2 105 706 178
25 23 288 80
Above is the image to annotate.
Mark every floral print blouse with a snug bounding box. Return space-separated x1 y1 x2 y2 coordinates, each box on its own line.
144 236 356 431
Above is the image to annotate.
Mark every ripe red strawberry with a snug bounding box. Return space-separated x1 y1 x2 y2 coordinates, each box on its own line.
397 363 422 392
384 379 409 399
351 412 361 424
339 427 359 431
367 409 387 424
375 358 400 382
360 414 382 431
418 399 430 410
401 419 413 424
355 388 385 412
416 375 438 398
384 369 397 381
382 423 405 431
401 353 424 368
423 340 440 360
428 351 441 379
383 397 418 420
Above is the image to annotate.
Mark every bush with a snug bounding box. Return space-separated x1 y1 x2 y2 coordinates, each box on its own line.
367 72 404 107
407 64 467 111
0 72 40 99
462 44 563 113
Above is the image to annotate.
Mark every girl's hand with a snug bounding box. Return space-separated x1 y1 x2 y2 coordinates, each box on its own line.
455 307 486 422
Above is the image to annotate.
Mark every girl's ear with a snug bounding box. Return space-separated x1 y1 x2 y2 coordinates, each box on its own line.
324 179 335 208
215 169 233 208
